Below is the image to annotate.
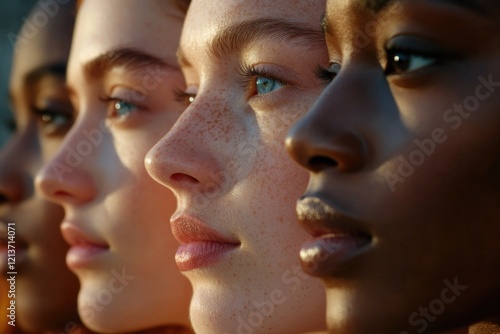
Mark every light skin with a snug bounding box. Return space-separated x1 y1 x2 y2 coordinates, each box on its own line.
145 0 328 333
286 0 500 333
0 2 93 333
36 0 192 333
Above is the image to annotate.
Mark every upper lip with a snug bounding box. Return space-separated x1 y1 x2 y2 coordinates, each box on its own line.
171 214 240 245
60 222 108 248
296 196 371 239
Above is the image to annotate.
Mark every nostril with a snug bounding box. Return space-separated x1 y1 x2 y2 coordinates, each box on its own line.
308 156 338 172
54 190 72 197
171 173 200 184
0 194 7 204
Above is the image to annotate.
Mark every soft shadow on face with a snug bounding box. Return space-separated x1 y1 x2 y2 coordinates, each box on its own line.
0 1 88 333
145 0 330 333
35 0 192 333
287 0 500 333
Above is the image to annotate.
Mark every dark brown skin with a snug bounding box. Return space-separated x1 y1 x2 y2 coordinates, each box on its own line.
286 0 500 333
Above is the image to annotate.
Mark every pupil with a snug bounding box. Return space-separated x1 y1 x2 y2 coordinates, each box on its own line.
115 101 133 116
257 77 273 94
394 53 409 71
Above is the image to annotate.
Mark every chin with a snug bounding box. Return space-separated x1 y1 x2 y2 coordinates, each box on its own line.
77 279 128 332
77 277 178 333
189 285 326 334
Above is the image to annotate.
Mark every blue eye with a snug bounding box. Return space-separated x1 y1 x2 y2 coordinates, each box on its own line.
255 76 284 95
100 95 140 119
113 100 137 117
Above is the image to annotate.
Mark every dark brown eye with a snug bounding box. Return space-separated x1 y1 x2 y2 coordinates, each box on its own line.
385 50 437 75
34 108 74 136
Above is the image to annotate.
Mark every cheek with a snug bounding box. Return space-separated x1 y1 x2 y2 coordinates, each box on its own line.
113 131 161 173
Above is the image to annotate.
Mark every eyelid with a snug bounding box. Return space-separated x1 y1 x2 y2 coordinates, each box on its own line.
382 35 461 78
315 62 341 85
32 107 74 136
101 86 149 111
237 63 297 99
173 87 196 105
384 35 458 60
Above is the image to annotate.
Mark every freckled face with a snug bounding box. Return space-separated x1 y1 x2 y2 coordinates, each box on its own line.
146 0 329 333
36 0 191 332
287 0 500 332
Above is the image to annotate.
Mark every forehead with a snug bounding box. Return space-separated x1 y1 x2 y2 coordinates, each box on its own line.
182 0 326 51
10 4 74 88
69 0 183 71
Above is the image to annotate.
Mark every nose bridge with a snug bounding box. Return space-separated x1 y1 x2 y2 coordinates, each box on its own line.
287 63 389 173
36 114 101 205
331 63 387 121
53 114 103 178
146 89 232 197
0 130 37 204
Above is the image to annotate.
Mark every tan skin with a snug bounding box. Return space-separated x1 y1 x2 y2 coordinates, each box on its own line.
36 1 192 333
287 0 500 333
0 2 95 333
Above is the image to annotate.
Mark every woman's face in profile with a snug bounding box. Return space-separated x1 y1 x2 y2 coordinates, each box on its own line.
0 3 80 332
36 0 192 332
287 0 500 332
146 0 329 333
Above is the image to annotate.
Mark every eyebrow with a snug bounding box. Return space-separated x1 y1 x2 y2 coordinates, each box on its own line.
7 62 67 108
179 17 325 66
25 63 67 84
83 48 174 81
363 0 485 14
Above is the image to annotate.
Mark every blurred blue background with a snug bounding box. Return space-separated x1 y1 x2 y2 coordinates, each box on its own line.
0 1 38 148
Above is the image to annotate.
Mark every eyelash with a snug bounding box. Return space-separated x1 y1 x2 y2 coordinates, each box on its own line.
237 63 287 98
315 63 341 86
173 87 196 105
33 107 74 136
384 45 442 75
99 95 143 119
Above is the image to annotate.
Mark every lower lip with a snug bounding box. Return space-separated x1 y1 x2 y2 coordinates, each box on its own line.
66 244 109 269
300 234 370 276
175 241 238 271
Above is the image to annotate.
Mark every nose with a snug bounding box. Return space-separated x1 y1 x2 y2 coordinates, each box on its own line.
36 119 98 206
287 121 366 173
0 133 33 206
145 97 227 199
286 72 376 174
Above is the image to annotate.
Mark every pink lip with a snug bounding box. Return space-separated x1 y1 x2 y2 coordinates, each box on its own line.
61 222 109 270
296 197 371 276
171 215 240 271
